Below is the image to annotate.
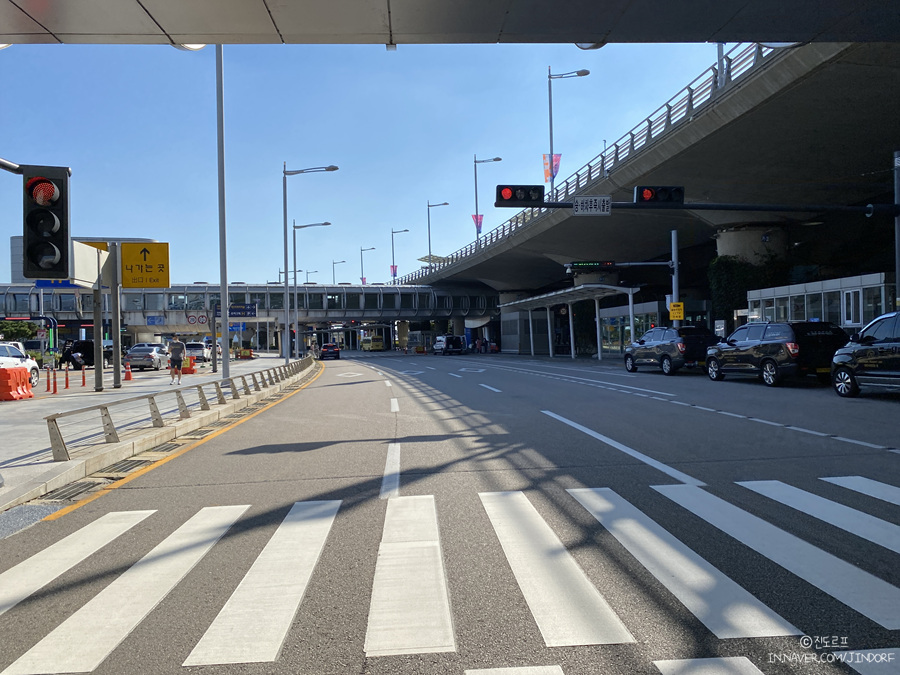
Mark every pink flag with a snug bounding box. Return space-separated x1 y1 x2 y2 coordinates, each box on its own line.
360 277 366 285
390 265 397 278
543 154 561 182
472 214 483 235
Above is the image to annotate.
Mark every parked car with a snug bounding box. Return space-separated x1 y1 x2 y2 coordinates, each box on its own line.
124 346 169 371
319 343 341 360
706 321 848 386
0 343 41 387
624 325 720 375
185 342 211 362
831 311 900 397
432 335 465 355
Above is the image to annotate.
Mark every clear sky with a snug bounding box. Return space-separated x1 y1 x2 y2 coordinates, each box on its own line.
1 41 722 286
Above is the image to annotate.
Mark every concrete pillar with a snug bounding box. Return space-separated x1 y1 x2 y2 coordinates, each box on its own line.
452 318 466 335
546 307 554 358
397 321 409 349
528 309 535 356
594 297 602 361
567 302 575 359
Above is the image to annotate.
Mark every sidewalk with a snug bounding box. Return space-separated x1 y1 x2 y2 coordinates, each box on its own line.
0 353 298 513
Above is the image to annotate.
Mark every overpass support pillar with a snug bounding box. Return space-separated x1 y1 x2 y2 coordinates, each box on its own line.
451 318 465 337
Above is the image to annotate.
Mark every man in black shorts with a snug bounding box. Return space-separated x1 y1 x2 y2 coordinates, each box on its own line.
169 334 186 385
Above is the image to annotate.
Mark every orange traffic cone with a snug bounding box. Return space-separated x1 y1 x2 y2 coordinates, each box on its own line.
52 369 58 394
124 363 133 381
82 367 87 387
64 365 70 389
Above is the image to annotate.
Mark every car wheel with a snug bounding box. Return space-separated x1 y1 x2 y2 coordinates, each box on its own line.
624 354 637 372
660 355 674 375
707 357 725 381
29 368 40 387
761 359 780 387
832 367 860 398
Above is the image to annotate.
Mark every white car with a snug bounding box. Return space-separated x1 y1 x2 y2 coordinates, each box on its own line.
0 343 41 388
185 342 211 362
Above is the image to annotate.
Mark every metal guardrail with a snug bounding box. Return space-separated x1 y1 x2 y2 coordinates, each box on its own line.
398 42 778 285
45 359 310 461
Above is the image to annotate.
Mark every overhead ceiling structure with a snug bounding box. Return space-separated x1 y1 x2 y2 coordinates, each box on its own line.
1 1 898 46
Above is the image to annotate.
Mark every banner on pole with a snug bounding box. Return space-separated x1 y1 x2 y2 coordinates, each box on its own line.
472 214 483 235
390 265 397 278
543 154 561 182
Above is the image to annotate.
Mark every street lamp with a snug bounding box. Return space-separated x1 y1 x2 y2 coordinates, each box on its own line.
474 155 502 243
283 162 338 365
427 200 449 272
391 228 409 284
548 67 589 197
332 260 346 284
293 220 331 358
360 246 375 284
306 270 318 283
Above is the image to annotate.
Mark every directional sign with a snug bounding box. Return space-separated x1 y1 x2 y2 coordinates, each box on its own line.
572 195 611 216
121 242 170 288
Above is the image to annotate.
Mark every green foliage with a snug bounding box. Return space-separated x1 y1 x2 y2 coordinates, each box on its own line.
707 255 789 321
0 321 37 342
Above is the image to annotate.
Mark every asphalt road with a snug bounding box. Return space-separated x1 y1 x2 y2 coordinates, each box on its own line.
0 352 897 675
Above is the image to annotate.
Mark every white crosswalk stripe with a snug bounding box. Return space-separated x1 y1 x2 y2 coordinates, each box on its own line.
568 488 799 639
184 500 341 666
0 510 155 618
0 476 897 672
2 505 248 675
653 484 900 629
738 480 900 554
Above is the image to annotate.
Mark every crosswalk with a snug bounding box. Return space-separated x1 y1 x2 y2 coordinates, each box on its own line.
0 475 897 674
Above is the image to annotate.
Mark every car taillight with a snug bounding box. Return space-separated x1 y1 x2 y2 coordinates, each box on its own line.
786 342 800 357
676 341 686 354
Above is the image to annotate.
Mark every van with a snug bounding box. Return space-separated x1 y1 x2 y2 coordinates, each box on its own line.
432 335 464 355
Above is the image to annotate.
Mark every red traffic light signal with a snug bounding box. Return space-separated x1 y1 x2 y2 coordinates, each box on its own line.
495 184 545 208
22 166 71 279
633 185 685 206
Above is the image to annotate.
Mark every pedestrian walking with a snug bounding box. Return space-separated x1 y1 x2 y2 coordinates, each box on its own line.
168 334 186 385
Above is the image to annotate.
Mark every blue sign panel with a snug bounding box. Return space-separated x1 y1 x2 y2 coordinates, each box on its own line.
146 315 166 325
228 322 246 331
35 280 80 288
214 303 258 318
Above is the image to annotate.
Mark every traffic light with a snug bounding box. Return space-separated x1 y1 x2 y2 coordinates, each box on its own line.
495 184 545 208
633 185 684 206
22 165 71 279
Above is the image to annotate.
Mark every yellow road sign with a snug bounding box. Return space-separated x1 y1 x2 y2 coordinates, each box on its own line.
121 242 170 288
669 302 684 320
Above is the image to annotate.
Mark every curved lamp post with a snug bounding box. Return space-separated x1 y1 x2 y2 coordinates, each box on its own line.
293 221 331 358
283 163 338 365
391 229 408 284
427 201 449 271
474 155 501 243
332 260 346 284
548 68 589 197
360 246 375 284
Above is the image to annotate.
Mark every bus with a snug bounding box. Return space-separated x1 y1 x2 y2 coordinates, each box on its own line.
361 335 384 351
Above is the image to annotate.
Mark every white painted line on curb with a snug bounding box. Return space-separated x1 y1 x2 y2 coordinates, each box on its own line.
390 398 399 413
381 444 401 499
479 384 501 392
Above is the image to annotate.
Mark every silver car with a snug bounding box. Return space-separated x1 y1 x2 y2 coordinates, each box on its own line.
124 347 169 371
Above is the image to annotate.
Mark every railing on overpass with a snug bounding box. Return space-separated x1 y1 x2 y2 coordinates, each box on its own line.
398 42 778 285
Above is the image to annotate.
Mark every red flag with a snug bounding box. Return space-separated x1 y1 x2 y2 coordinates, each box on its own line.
472 214 483 235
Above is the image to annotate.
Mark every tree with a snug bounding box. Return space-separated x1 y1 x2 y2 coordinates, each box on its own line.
0 320 38 342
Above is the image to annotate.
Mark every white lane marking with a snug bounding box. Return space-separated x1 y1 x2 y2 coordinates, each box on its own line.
543 411 704 487
385 380 392 387
821 476 900 507
479 384 501 393
184 501 341 666
365 496 455 656
0 511 155 618
832 437 889 449
4 505 248 675
738 480 900 555
654 656 765 674
784 425 829 437
380 444 401 499
479 491 634 647
390 398 399 413
833 648 900 674
466 667 565 675
653 484 900 629
448 373 462 378
471 362 676 396
426 366 436 370
568 488 798 639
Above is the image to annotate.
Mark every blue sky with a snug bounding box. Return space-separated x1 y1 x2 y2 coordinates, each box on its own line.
1 41 721 286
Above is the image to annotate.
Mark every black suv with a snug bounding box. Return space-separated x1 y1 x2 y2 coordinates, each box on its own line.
59 340 115 370
624 325 719 375
706 321 848 387
831 311 900 397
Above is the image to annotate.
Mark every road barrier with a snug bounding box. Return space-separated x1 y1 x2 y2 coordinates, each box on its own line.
0 367 33 401
45 357 313 462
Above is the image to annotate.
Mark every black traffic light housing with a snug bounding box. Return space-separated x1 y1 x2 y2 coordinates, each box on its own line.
495 184 545 208
22 165 71 279
633 185 684 206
